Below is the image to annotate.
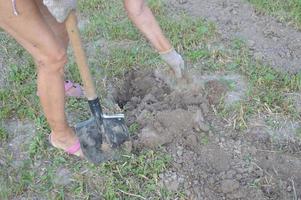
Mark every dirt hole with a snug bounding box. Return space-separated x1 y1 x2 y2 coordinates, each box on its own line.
109 68 301 199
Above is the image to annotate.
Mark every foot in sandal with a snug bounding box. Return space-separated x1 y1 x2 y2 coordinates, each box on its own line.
49 127 84 157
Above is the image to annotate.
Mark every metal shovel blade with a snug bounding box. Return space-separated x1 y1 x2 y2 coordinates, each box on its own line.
74 114 129 164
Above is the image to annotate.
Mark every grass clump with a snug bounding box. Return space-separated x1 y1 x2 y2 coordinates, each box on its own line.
247 0 301 28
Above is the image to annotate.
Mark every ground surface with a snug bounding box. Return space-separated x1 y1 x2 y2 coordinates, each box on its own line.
1 0 301 199
171 0 301 73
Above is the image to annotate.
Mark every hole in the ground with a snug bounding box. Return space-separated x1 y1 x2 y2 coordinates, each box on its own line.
111 69 171 113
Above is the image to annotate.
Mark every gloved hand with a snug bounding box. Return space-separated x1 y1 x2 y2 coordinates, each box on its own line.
43 0 77 23
160 49 185 79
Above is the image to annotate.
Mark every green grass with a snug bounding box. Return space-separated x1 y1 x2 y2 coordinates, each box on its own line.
77 0 215 78
247 0 301 28
0 126 8 141
0 149 172 199
1 0 301 199
214 37 301 130
0 0 213 199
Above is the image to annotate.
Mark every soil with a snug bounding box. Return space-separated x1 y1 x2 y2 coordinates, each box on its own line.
111 68 301 199
1 0 301 199
170 0 301 73
1 119 36 167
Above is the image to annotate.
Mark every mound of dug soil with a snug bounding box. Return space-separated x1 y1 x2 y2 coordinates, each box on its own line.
110 69 301 199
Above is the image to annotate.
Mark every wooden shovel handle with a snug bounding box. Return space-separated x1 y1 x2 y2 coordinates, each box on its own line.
65 11 97 100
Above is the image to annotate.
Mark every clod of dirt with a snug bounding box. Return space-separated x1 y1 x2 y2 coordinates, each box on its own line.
191 74 248 107
205 80 228 105
110 68 301 199
138 126 173 148
194 109 210 132
112 69 211 149
199 145 231 172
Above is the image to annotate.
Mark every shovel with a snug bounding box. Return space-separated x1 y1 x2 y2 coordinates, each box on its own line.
65 11 130 163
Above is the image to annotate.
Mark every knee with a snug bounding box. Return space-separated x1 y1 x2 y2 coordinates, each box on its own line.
36 47 67 74
124 0 145 18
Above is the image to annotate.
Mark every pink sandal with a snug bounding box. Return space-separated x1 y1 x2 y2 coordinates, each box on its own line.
49 134 82 156
36 80 84 98
64 80 84 98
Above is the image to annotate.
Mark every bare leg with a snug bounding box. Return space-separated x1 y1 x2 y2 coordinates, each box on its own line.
0 0 82 156
35 0 69 49
124 0 172 53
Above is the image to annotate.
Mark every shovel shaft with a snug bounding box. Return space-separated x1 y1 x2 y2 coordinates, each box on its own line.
66 11 129 155
65 11 97 100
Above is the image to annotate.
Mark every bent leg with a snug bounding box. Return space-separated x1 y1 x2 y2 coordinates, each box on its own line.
35 0 69 49
0 0 82 155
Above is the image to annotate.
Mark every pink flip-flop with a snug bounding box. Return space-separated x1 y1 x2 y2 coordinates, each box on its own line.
49 134 82 156
36 80 84 98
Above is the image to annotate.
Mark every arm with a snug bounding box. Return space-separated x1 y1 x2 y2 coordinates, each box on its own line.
124 0 172 52
124 0 185 79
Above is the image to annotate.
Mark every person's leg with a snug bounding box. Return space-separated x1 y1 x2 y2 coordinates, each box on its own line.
35 0 84 98
0 0 82 156
35 0 69 49
124 0 172 53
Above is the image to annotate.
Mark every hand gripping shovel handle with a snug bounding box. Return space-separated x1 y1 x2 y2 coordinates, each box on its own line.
65 11 103 123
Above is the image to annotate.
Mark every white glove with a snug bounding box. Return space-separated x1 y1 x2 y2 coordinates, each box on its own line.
160 49 185 79
43 0 77 23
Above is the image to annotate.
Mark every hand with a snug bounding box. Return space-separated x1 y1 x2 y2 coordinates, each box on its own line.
160 49 185 79
43 0 77 23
